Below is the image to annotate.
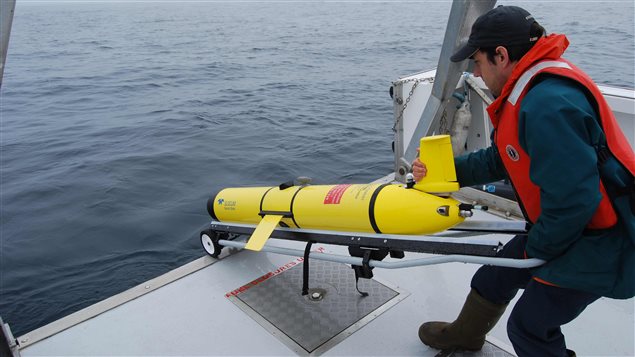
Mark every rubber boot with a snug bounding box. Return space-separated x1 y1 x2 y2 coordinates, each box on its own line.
418 289 507 351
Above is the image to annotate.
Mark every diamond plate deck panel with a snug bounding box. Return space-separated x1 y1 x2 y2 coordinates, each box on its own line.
228 259 403 354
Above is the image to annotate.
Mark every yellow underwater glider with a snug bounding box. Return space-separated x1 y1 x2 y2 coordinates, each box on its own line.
206 135 472 252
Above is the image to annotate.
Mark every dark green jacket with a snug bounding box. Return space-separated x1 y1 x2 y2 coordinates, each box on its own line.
455 76 634 299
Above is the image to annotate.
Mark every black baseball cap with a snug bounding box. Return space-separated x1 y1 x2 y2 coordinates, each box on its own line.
451 5 539 62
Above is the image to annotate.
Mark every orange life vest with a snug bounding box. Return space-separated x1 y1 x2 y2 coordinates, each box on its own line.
487 34 635 228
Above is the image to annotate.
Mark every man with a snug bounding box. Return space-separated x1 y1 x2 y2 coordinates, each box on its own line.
413 5 635 357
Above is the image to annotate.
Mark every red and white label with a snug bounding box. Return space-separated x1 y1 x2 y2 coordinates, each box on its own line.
323 184 351 204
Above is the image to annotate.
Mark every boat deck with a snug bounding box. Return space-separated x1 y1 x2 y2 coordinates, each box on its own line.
15 209 634 356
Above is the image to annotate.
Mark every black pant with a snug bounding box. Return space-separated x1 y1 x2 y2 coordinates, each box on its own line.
471 235 600 357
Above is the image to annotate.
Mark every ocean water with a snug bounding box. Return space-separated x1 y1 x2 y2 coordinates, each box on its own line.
1 1 633 337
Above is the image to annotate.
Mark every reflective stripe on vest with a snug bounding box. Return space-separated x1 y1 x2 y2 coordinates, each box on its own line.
508 61 572 105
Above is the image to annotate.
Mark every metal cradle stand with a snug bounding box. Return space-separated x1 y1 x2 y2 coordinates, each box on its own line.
200 220 545 272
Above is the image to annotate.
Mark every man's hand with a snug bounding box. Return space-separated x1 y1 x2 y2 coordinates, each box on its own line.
412 157 427 182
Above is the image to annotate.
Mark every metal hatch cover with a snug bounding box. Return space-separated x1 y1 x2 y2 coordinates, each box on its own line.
226 257 408 355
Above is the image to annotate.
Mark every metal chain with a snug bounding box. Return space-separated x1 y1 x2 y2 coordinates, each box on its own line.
439 108 449 134
391 76 434 132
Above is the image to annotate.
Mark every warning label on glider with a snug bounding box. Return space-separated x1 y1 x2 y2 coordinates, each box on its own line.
324 184 351 204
